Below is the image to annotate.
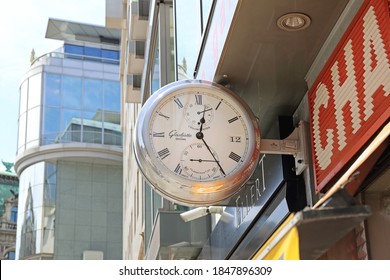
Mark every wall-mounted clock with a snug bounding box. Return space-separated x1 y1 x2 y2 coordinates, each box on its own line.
134 79 261 206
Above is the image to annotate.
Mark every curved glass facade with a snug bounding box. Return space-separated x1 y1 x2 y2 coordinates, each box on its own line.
16 40 123 260
16 162 56 258
17 69 121 154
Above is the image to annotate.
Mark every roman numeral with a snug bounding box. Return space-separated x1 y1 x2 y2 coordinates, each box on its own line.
215 100 222 110
157 112 170 120
153 132 165 137
228 116 239 123
158 148 170 160
229 152 241 162
174 98 183 108
195 94 202 105
174 163 182 174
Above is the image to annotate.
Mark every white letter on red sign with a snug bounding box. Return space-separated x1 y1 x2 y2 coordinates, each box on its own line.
313 83 334 170
362 6 390 121
331 40 361 151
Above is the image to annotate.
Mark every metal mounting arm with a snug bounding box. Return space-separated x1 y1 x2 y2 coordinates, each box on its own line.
260 120 309 175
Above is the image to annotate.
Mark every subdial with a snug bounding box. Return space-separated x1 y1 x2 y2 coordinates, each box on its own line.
184 103 214 130
181 143 220 180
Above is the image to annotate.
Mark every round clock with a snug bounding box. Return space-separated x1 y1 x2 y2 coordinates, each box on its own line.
134 79 261 206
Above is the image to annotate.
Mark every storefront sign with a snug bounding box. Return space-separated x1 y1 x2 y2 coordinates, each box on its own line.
308 0 390 192
198 153 286 259
234 155 267 228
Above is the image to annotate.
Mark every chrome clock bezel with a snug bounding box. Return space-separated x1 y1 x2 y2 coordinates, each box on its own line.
133 79 261 206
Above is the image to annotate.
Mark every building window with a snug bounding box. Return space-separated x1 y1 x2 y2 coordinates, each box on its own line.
102 49 120 61
84 46 102 58
10 207 18 223
6 251 16 260
41 73 121 146
64 44 83 55
64 44 120 64
62 76 82 109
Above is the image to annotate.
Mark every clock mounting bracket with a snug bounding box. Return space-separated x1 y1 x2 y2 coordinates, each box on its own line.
260 120 309 175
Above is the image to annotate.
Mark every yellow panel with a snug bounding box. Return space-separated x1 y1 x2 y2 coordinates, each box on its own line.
252 214 300 260
262 227 299 260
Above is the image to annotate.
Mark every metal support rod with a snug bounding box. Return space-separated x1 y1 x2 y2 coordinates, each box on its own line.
260 120 309 175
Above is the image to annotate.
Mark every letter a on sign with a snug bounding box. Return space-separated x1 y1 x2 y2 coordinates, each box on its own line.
308 0 390 192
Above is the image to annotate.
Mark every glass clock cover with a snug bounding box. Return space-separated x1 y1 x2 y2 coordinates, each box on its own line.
134 79 261 206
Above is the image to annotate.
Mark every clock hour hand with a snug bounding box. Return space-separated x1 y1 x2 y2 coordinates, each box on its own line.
198 105 206 133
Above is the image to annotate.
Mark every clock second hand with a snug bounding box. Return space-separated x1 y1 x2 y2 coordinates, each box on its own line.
190 159 219 163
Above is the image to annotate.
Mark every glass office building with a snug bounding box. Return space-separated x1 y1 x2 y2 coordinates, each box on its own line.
14 19 123 260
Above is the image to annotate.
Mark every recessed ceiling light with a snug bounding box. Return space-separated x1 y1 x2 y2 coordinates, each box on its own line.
277 13 311 31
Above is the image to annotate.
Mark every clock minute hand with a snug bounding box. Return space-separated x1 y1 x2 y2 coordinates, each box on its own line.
201 138 226 176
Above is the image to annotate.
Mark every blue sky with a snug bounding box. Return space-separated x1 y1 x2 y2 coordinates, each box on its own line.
0 0 106 166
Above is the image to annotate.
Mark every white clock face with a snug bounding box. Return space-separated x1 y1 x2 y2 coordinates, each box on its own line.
149 89 250 181
134 80 260 206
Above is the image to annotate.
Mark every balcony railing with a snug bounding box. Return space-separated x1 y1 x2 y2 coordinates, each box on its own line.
18 130 123 155
43 130 123 146
0 221 17 231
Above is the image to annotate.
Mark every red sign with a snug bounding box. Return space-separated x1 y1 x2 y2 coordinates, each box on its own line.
308 0 390 192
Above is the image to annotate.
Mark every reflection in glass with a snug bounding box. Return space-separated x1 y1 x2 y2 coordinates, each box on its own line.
42 163 56 255
18 66 122 155
151 44 160 94
104 119 121 145
144 183 152 251
26 106 41 149
34 73 122 147
62 76 82 109
44 163 57 204
104 81 120 112
44 74 61 107
60 109 82 142
170 6 175 82
30 185 44 209
83 111 103 144
175 0 202 80
42 228 55 254
43 107 60 145
201 0 213 32
84 78 103 112
19 185 37 258
16 162 56 259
